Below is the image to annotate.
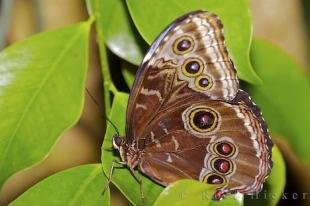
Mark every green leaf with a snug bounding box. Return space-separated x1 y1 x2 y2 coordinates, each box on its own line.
154 180 216 206
249 38 310 163
266 146 286 206
11 164 109 205
101 92 163 206
0 22 91 189
121 61 137 89
126 0 261 84
89 0 146 65
121 67 135 89
209 195 243 206
244 145 286 206
154 180 243 206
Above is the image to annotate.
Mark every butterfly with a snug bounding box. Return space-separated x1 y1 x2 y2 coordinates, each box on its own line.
112 10 273 200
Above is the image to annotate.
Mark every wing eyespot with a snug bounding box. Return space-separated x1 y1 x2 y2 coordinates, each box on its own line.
203 173 226 185
182 105 221 136
213 141 236 158
211 157 233 175
189 107 219 133
181 57 204 77
172 35 194 55
195 75 213 91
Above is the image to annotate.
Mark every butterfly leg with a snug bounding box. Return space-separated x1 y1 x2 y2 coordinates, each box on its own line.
102 160 126 195
129 167 145 205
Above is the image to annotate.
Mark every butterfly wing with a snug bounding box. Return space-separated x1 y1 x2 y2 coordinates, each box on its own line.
123 10 273 198
138 90 272 198
126 11 238 139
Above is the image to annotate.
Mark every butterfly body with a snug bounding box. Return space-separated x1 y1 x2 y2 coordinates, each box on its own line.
113 10 273 200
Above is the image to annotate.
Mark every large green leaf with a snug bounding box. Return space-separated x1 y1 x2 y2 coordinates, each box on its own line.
0 22 91 189
101 92 163 206
154 180 243 206
249 38 310 163
88 0 146 65
126 0 261 84
11 164 109 205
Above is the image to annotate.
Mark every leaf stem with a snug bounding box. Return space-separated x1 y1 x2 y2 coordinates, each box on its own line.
90 0 113 115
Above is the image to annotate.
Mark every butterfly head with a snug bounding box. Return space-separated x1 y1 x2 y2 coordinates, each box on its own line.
112 134 126 161
112 134 124 150
112 134 141 169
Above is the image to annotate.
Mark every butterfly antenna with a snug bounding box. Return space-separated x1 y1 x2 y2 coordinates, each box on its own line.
106 117 120 137
85 87 103 111
85 88 120 136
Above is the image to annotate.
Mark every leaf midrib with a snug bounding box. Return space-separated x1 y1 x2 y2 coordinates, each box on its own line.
68 166 102 205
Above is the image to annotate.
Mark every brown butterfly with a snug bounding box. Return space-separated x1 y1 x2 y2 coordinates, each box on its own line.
112 10 273 200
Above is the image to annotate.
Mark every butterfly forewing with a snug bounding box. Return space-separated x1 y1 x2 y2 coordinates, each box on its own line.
126 11 239 139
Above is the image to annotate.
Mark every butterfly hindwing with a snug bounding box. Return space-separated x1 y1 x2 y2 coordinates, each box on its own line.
137 92 272 197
